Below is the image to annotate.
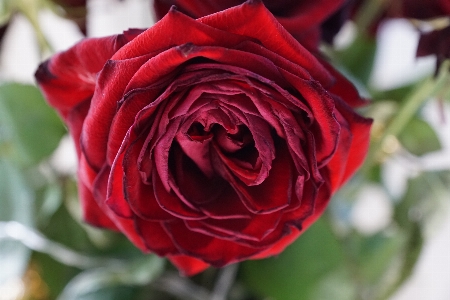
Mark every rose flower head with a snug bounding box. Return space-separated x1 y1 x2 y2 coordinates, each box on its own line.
35 0 372 275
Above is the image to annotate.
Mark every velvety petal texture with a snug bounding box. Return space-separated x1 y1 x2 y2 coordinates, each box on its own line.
36 1 371 275
153 0 349 50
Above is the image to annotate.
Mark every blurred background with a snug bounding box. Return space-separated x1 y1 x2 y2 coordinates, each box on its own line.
0 0 449 299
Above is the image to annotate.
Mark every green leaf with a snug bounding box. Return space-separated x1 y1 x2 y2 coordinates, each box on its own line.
394 172 448 229
56 255 165 300
35 182 64 227
32 251 81 299
335 33 377 84
0 159 34 284
358 233 405 284
371 84 417 103
0 83 66 165
398 117 441 156
240 218 351 300
376 172 450 299
41 198 97 253
0 0 13 26
308 268 356 300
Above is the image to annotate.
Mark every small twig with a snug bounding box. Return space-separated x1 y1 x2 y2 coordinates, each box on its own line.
211 264 239 300
0 221 122 269
151 272 211 300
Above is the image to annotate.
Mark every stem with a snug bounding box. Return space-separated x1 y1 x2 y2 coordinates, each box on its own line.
354 0 389 33
15 0 53 54
0 221 122 269
363 61 450 173
211 264 239 300
151 272 210 300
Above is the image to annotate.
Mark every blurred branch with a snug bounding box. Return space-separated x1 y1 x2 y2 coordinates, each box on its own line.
15 0 52 53
211 264 239 300
150 265 238 300
363 60 450 173
56 255 165 300
151 272 211 300
0 221 122 269
353 0 389 33
1 0 52 53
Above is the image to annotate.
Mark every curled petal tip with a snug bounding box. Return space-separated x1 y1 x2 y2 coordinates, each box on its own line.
35 60 55 83
169 5 178 13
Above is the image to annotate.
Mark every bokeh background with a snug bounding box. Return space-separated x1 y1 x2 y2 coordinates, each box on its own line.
0 0 449 299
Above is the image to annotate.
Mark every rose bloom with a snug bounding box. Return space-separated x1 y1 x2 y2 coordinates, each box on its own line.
153 0 351 50
36 1 371 275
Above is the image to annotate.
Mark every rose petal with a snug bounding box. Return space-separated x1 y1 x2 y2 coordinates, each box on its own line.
167 254 210 276
35 30 142 118
133 219 178 255
279 68 340 166
153 167 207 220
91 165 148 252
113 7 248 61
123 136 176 220
326 97 372 191
224 141 294 213
185 211 282 244
81 55 152 171
79 181 118 230
162 220 262 266
198 1 333 83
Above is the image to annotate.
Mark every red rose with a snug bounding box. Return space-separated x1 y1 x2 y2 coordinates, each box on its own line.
36 1 371 275
153 0 349 50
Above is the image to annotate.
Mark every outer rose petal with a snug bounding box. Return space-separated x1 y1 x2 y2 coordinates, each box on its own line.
35 29 142 119
153 0 348 49
79 180 118 230
168 255 210 276
326 98 373 191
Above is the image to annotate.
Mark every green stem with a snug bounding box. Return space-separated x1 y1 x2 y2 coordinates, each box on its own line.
354 0 389 33
15 0 53 54
362 61 450 173
0 221 123 269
